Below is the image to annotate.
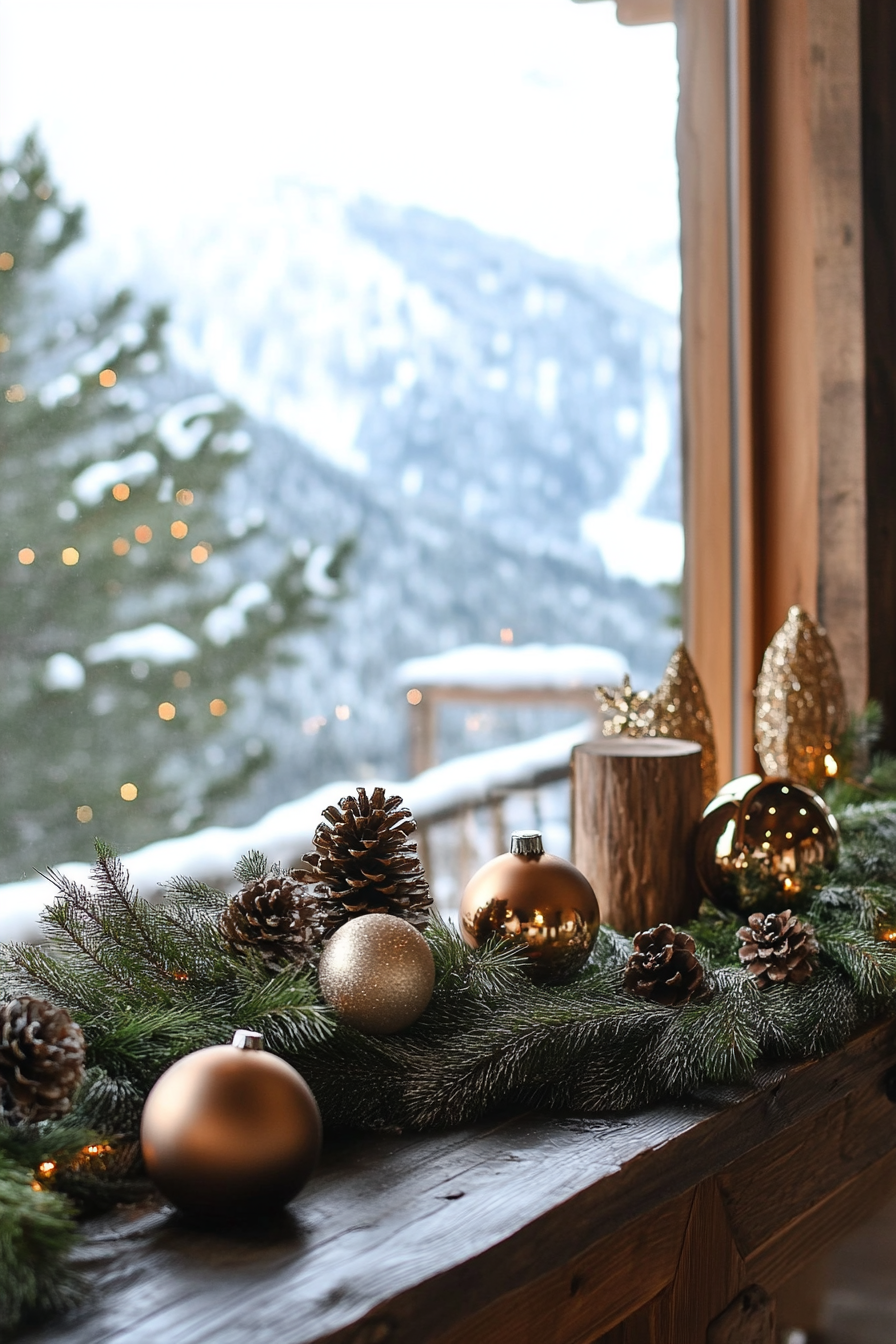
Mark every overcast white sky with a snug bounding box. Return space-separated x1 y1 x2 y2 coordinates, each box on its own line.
0 0 680 309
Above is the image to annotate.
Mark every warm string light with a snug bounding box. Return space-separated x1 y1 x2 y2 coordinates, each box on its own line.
209 699 227 717
335 704 351 721
158 702 176 721
120 782 138 801
5 383 25 403
18 547 35 565
191 543 210 564
170 520 188 539
134 525 152 544
176 488 194 505
61 547 79 566
407 688 423 706
112 482 130 501
500 627 514 644
98 368 117 388
112 537 130 556
76 805 93 823
0 252 14 270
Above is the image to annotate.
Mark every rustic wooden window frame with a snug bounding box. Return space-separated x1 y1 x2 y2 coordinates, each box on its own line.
675 0 896 779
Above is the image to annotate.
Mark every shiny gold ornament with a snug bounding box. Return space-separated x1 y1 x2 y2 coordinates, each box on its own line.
317 913 435 1034
597 646 717 804
596 674 654 736
754 606 848 790
140 1030 321 1221
695 774 839 910
459 831 600 983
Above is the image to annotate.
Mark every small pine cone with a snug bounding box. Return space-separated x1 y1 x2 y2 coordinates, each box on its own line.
0 996 86 1123
303 786 432 934
737 909 818 988
623 924 705 1006
220 871 322 970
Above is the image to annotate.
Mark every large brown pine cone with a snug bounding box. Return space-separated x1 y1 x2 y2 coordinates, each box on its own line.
737 909 818 988
220 871 322 970
302 786 432 934
0 996 86 1123
623 924 705 1006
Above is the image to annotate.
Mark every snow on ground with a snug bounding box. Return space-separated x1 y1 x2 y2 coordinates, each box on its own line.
396 643 627 690
0 720 591 942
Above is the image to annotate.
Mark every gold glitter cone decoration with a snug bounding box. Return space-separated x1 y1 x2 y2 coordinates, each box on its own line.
754 606 848 790
649 644 718 803
597 645 718 803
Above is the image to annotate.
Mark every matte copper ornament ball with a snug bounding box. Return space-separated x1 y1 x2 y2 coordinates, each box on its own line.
459 831 600 983
318 913 435 1034
695 774 839 908
140 1030 321 1222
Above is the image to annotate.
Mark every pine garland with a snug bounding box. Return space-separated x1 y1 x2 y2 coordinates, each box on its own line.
4 804 896 1333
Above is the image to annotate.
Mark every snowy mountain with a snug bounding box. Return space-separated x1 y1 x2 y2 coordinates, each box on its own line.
66 189 683 824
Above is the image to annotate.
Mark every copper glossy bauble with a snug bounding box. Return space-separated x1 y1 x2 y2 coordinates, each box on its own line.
459 831 600 983
317 913 435 1034
696 774 839 908
140 1030 321 1222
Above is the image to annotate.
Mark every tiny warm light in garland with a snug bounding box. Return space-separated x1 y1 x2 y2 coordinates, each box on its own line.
61 547 79 566
134 525 152 544
38 1161 56 1177
76 805 93 823
191 543 210 564
112 482 130 501
209 698 227 717
5 383 26 403
170 520 188 539
98 369 116 388
120 783 138 801
112 537 129 555
176 488 194 505
825 754 839 777
0 252 14 270
18 547 35 565
407 688 423 705
158 702 176 721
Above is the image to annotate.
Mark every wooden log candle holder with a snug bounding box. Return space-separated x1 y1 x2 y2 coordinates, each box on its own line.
571 738 704 934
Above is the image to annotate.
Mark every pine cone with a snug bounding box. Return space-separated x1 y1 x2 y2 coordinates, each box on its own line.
623 924 705 1006
303 786 432 934
220 871 322 970
0 996 86 1122
737 909 818 988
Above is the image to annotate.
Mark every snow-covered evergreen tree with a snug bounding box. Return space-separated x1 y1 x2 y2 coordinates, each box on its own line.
0 135 349 880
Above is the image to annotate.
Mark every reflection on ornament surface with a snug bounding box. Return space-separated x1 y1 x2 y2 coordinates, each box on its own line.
459 831 600 983
696 775 839 908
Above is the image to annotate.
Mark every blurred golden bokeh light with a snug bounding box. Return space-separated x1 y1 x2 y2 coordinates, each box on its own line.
407 688 423 705
134 525 153 544
5 383 25 402
191 543 210 564
170 520 188 539
61 547 79 566
335 704 351 720
76 805 93 823
173 670 191 688
18 547 35 565
176 489 194 505
112 483 130 501
112 537 130 556
0 252 14 270
98 368 117 387
120 783 138 801
158 702 176 721
209 698 227 717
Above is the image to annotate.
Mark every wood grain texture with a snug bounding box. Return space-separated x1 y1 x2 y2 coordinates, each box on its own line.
18 1019 896 1344
860 0 896 752
570 738 703 934
706 1286 775 1344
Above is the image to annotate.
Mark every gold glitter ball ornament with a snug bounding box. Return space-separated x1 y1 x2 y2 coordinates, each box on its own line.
597 645 717 804
754 606 848 790
140 1030 321 1222
695 774 839 909
459 831 600 983
317 913 435 1034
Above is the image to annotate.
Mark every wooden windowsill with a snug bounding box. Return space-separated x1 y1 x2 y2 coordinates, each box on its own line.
19 1017 896 1344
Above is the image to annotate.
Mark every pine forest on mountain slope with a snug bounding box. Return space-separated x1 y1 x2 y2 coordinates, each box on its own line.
0 136 350 882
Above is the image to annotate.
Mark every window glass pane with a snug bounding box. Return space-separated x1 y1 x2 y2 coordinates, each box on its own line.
0 0 680 882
